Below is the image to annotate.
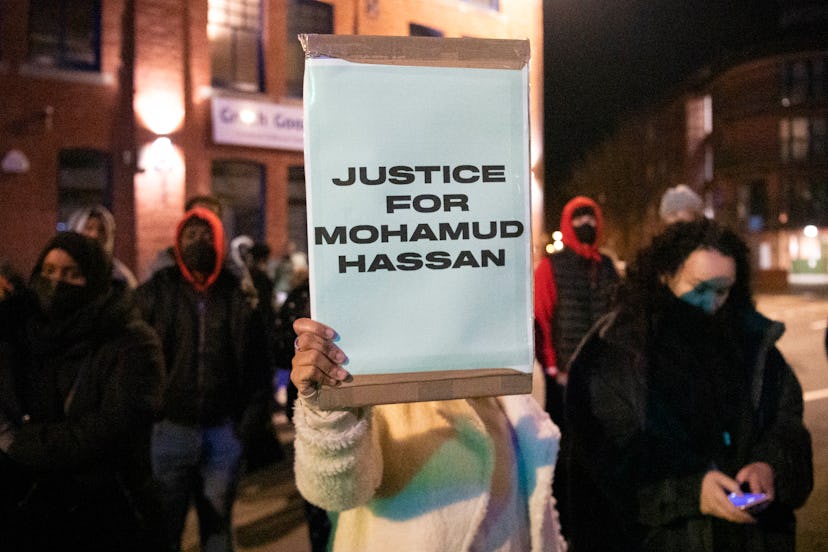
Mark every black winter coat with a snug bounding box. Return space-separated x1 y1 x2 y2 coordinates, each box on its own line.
0 285 166 551
566 298 813 552
135 266 272 427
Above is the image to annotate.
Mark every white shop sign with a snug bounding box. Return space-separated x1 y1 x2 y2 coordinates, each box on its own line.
211 96 303 151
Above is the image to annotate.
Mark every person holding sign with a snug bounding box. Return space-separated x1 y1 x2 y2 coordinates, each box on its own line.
290 317 566 552
565 219 813 551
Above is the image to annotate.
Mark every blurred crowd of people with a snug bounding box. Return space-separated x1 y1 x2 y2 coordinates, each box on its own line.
0 197 314 552
0 185 815 552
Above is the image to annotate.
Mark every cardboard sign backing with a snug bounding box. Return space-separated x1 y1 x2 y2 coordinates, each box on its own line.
302 34 533 408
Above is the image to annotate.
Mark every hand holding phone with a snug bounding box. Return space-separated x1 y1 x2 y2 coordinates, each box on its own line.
727 491 770 514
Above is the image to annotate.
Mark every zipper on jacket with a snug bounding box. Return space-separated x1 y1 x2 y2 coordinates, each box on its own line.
197 297 207 413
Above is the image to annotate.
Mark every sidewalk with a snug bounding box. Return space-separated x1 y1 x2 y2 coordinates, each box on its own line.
182 413 312 552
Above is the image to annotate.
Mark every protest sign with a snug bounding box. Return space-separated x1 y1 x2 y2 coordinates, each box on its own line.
302 34 533 408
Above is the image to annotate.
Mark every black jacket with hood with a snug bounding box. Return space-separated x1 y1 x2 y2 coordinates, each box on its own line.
0 232 165 550
566 293 813 552
135 207 271 427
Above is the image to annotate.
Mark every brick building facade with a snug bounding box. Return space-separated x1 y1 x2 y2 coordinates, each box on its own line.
704 45 828 286
1 0 543 280
560 8 826 289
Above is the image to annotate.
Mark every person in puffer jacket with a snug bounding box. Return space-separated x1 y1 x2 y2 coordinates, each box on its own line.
533 195 620 537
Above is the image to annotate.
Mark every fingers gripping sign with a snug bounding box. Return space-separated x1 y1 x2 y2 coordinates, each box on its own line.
291 318 351 399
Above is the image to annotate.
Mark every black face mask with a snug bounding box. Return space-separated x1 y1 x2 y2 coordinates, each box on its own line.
573 224 597 245
32 275 92 320
182 242 217 274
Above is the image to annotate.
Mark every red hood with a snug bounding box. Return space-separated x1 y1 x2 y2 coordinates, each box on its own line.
560 196 604 261
174 206 226 292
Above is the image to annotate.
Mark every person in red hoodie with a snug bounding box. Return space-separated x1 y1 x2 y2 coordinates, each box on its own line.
135 207 272 552
533 195 620 537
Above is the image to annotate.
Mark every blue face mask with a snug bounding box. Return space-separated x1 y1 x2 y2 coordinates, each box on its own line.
679 277 733 314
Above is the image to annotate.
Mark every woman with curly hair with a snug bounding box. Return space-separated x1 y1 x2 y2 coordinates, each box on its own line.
566 218 813 551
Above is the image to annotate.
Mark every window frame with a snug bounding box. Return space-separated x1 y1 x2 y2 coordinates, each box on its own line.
780 116 827 163
211 159 267 241
57 148 112 230
208 0 265 93
26 0 102 72
285 0 334 99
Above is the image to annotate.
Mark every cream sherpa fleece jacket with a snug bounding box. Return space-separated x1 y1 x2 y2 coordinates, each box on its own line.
293 394 566 552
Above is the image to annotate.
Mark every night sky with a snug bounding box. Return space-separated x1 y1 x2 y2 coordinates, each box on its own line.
542 0 782 193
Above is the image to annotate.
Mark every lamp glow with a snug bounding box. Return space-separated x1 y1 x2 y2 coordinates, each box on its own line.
135 91 185 135
149 137 175 173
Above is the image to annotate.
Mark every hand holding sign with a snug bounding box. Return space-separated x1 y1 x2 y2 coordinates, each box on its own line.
292 318 351 398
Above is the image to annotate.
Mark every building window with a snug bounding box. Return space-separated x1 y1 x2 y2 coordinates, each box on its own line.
287 165 308 255
286 0 334 98
782 57 827 106
704 143 714 183
780 116 827 162
211 160 265 240
409 23 444 37
814 58 826 99
685 95 712 155
785 177 828 227
779 117 806 161
746 180 768 232
57 149 111 229
209 0 263 92
27 0 101 71
459 0 499 10
813 116 827 159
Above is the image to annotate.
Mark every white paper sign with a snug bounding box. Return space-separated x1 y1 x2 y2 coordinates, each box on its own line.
303 39 533 378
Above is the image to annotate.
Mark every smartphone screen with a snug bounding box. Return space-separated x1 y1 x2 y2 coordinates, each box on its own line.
727 492 768 510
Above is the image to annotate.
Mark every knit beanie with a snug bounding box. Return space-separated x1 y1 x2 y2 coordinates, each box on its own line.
659 185 703 221
31 232 112 298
